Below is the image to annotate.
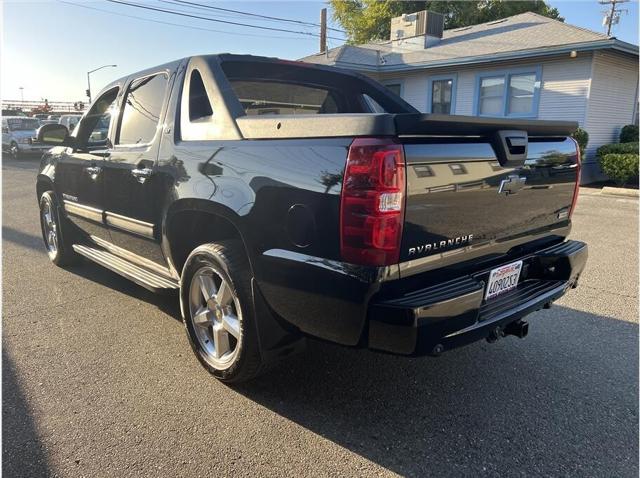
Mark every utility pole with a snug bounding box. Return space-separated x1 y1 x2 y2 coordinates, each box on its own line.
320 8 327 53
600 0 629 36
19 87 24 103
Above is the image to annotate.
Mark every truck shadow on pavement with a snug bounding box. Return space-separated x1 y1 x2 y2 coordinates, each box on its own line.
2 350 51 477
233 307 638 476
62 260 181 320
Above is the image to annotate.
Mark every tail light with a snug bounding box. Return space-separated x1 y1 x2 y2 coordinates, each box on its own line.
340 138 405 266
569 139 582 219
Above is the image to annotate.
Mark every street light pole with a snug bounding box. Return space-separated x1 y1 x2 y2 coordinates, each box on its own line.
86 64 117 104
19 87 24 102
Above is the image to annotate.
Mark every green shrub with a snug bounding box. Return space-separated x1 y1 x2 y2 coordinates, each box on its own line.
571 128 589 157
620 124 639 143
599 153 639 186
596 142 639 160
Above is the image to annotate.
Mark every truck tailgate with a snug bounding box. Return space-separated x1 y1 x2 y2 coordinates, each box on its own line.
399 131 579 265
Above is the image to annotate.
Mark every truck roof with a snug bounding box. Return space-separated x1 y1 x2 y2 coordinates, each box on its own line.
96 53 374 101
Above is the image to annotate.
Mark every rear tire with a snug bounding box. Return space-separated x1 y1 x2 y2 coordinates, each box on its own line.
180 241 263 383
39 191 79 266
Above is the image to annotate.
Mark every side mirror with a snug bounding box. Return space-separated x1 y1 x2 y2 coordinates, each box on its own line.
37 123 74 147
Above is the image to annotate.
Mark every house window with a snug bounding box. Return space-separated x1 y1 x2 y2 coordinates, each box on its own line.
475 68 541 117
508 73 536 114
431 79 453 114
384 83 402 97
427 75 457 114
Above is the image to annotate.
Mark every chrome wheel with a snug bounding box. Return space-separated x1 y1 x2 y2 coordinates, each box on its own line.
188 266 242 369
41 199 59 256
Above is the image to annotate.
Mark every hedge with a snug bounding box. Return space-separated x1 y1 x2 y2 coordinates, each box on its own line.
599 153 639 186
571 128 589 158
620 124 639 143
596 142 639 160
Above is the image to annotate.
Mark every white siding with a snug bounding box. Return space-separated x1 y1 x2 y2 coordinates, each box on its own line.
537 55 592 126
584 51 639 155
376 71 430 112
378 55 594 121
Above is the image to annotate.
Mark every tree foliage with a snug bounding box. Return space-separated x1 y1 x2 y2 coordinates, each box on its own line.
571 128 589 158
331 0 563 44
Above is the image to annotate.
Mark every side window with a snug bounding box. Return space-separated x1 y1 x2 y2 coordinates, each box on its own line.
118 74 168 145
189 70 213 121
77 87 119 149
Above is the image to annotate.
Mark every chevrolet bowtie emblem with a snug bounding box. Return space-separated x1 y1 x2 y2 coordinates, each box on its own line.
498 175 527 195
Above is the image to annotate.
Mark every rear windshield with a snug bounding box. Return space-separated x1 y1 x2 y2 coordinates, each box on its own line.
220 59 413 116
230 80 340 115
7 118 39 131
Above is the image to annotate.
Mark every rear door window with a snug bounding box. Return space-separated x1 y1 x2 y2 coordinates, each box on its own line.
118 73 168 145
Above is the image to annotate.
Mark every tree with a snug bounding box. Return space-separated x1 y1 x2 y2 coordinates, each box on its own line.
331 0 563 44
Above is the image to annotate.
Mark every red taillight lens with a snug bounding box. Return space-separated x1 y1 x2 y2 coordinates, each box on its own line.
340 138 405 266
569 139 582 219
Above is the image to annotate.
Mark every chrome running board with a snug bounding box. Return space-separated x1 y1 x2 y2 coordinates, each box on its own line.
72 244 179 292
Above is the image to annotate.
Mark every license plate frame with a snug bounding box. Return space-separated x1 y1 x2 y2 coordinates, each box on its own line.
484 260 523 300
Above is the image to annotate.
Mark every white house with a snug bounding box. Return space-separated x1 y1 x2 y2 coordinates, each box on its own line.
301 11 639 183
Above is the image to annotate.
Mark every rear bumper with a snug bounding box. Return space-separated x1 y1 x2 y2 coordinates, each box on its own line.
368 240 587 356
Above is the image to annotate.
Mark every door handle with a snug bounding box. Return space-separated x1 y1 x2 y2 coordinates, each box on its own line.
131 167 153 183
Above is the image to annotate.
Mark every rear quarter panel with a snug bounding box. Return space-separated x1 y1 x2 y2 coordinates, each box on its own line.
161 137 380 344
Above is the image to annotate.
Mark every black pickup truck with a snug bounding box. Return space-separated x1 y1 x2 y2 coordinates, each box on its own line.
36 54 587 382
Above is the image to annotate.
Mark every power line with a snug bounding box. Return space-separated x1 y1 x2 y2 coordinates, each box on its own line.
57 0 313 40
163 0 345 33
105 0 347 41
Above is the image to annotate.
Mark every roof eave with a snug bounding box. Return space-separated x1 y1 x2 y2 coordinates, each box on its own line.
328 39 639 73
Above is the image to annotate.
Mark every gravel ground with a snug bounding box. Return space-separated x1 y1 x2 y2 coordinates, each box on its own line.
3 157 638 477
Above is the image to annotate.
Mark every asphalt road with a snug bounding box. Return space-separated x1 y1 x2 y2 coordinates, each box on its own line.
3 157 638 477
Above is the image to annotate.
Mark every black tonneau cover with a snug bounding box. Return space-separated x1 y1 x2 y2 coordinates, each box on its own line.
394 113 578 137
235 113 578 141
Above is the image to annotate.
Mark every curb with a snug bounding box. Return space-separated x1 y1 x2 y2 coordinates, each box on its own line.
601 186 639 198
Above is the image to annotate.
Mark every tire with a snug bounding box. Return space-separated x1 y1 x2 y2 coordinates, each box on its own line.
39 191 79 266
180 241 263 383
9 142 19 160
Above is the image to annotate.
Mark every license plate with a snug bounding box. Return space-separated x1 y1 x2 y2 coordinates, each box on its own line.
484 260 523 300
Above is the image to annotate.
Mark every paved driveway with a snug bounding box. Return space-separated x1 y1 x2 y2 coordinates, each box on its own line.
3 158 638 477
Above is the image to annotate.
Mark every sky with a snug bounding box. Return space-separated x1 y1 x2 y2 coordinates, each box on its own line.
2 0 638 102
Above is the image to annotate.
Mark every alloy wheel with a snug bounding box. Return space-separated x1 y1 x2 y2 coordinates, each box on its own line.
41 199 59 256
188 266 242 369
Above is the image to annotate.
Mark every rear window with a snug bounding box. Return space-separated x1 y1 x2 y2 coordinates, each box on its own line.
7 118 39 131
230 80 340 115
219 59 412 116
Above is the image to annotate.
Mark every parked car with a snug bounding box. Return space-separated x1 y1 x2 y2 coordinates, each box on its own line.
58 114 82 133
36 54 587 382
2 109 26 117
2 116 50 159
33 114 50 120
